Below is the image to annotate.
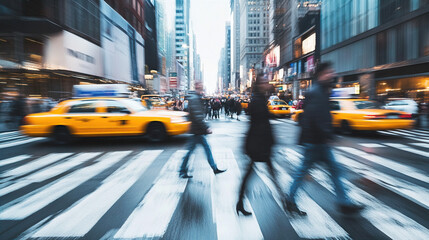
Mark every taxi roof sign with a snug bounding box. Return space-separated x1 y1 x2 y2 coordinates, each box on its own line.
73 84 130 98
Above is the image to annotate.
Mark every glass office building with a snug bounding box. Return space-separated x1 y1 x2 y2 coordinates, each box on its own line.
321 0 429 102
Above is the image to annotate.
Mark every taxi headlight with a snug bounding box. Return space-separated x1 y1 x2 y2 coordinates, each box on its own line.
171 116 187 123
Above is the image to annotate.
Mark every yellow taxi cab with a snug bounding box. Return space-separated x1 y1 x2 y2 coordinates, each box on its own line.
292 99 414 132
141 94 168 109
267 99 291 117
20 97 190 143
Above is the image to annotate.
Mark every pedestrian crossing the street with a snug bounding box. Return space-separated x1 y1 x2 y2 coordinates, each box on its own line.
1 143 429 239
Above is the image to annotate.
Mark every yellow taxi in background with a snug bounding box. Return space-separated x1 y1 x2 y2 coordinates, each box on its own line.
141 95 168 109
20 97 190 143
292 99 414 133
267 100 291 117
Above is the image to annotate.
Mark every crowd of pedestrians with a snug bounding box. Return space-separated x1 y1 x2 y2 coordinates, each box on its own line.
203 97 244 120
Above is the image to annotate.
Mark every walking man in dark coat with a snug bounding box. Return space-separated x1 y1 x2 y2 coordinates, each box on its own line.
179 82 226 178
285 62 364 216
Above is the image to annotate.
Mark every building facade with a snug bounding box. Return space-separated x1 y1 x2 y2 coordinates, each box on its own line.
239 0 270 93
175 0 191 91
230 0 241 92
224 23 232 93
321 0 429 102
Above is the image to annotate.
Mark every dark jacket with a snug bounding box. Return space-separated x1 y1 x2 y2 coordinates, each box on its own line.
235 100 242 115
245 93 274 161
187 92 209 135
299 82 334 144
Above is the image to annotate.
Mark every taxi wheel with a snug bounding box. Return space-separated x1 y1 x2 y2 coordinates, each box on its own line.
52 126 73 144
340 120 353 135
146 122 167 142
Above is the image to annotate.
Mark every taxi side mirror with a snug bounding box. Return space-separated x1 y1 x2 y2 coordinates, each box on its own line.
120 109 131 114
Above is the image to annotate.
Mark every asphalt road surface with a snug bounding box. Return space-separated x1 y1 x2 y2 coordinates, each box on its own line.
0 114 428 240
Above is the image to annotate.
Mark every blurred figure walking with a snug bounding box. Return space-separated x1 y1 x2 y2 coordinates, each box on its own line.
285 62 364 216
10 94 26 129
179 82 226 178
236 73 286 216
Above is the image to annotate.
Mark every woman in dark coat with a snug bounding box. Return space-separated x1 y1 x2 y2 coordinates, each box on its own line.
236 73 286 216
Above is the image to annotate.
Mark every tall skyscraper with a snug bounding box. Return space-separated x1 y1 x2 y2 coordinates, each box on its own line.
175 0 191 91
230 0 241 91
224 23 232 92
239 0 270 92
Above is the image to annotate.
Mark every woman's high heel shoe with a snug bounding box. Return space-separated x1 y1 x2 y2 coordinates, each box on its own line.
236 202 252 216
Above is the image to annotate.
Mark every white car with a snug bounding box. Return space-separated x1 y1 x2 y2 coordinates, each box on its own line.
384 99 418 115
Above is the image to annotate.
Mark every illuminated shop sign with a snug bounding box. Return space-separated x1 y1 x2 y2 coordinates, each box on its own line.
302 33 316 55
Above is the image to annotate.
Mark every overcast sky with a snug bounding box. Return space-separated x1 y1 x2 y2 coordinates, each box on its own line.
190 0 230 94
163 0 230 94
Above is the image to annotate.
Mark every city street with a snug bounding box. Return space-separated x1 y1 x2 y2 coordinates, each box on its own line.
0 115 428 240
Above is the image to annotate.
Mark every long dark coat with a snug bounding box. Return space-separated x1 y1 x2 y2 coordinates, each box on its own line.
245 93 274 161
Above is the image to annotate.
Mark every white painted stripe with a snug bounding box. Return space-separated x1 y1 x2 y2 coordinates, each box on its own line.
334 152 429 210
0 155 31 167
387 130 429 139
32 150 162 238
359 143 385 148
114 150 189 239
211 149 263 240
0 153 101 197
0 133 23 142
336 147 429 183
254 162 349 239
310 168 429 240
409 129 429 134
285 148 429 239
0 131 19 136
0 153 73 179
383 143 429 158
0 137 45 149
396 129 429 137
410 143 429 149
378 131 429 143
0 151 131 220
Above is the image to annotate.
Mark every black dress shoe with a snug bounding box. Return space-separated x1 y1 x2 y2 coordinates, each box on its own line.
179 173 193 178
213 168 226 174
236 202 252 216
339 204 365 214
284 199 307 216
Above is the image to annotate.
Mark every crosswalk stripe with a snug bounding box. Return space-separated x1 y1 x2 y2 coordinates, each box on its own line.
0 152 102 198
0 137 45 149
410 143 429 149
378 131 429 143
0 155 32 167
0 133 23 142
0 131 19 136
0 153 73 180
334 152 429 211
408 129 429 134
113 150 188 239
254 162 349 239
211 149 263 240
382 143 429 158
395 129 429 137
32 150 162 238
336 147 429 183
386 130 429 139
359 143 385 148
310 168 429 240
285 148 429 239
0 151 131 220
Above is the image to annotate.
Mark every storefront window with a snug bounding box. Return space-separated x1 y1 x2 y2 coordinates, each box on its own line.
376 77 429 101
0 37 16 63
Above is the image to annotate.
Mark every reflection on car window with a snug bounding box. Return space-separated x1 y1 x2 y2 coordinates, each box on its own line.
105 100 129 113
272 100 287 105
329 101 341 110
68 101 97 113
353 101 379 109
124 99 147 112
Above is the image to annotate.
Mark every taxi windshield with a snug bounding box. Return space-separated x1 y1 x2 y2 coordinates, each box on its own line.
272 100 287 105
353 101 380 109
125 99 147 112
